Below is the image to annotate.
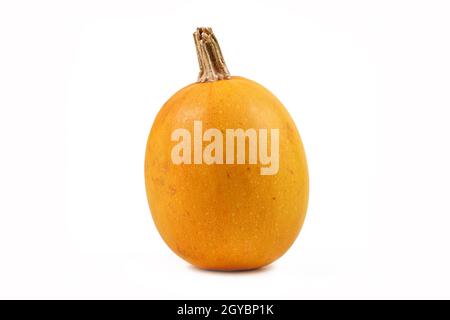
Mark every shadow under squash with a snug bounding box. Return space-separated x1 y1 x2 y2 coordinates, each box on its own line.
187 264 274 275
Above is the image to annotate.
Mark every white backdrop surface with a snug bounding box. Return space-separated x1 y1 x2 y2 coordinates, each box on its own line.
0 0 449 299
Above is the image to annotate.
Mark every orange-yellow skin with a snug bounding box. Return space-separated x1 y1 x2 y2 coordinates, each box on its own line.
145 77 308 270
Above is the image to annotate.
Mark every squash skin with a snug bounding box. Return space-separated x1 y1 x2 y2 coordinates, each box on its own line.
145 76 309 270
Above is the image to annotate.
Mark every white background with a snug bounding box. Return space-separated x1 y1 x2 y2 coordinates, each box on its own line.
0 0 449 299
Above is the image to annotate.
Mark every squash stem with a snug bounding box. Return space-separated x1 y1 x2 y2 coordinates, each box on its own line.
194 27 231 82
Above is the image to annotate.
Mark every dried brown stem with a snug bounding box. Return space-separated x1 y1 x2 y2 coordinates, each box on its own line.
193 27 231 82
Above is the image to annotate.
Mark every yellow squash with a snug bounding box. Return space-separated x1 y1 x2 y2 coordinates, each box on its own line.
145 28 308 270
